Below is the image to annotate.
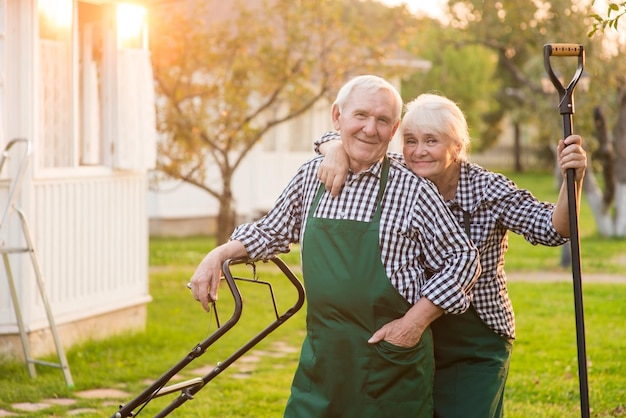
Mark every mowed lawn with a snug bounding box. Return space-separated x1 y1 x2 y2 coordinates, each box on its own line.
0 170 624 417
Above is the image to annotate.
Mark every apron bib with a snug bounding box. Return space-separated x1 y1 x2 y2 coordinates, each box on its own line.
284 158 433 418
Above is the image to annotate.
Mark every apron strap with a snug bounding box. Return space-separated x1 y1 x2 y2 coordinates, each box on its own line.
372 156 389 223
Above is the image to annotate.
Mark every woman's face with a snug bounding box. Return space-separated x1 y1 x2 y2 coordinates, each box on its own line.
402 125 460 187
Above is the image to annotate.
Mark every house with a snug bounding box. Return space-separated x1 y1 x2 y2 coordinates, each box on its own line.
0 0 156 363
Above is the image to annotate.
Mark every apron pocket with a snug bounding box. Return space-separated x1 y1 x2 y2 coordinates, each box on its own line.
376 339 424 363
366 332 434 401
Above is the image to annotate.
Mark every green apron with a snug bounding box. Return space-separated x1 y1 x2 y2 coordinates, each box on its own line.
284 158 433 418
431 306 512 418
431 210 512 418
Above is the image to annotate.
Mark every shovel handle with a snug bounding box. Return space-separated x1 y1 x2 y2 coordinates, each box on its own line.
543 44 585 116
543 42 590 418
545 43 583 56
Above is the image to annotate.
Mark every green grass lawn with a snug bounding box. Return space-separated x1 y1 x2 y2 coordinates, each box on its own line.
507 281 626 417
0 170 624 417
501 171 626 274
1 262 623 417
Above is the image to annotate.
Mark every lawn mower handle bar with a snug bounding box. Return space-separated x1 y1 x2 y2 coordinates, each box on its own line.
111 256 306 418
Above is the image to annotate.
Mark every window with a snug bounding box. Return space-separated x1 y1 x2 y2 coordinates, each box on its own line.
37 1 154 172
78 2 105 166
38 0 73 168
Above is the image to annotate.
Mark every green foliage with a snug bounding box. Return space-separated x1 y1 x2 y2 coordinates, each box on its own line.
404 0 625 152
403 31 501 150
589 1 626 36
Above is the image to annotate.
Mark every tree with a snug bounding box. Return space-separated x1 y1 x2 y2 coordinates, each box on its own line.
149 0 420 243
402 18 502 152
415 0 626 237
586 2 626 236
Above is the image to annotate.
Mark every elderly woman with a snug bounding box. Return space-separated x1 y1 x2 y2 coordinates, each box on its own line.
315 92 587 418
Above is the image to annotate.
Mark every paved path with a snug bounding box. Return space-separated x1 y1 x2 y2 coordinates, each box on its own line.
1 341 300 417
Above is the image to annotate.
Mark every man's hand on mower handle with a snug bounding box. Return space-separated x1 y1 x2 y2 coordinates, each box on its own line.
189 240 248 312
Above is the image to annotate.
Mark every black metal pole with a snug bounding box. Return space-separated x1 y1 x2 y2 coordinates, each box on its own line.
544 43 590 418
562 113 590 418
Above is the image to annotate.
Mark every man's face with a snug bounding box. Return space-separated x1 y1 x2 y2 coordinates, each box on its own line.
332 88 399 173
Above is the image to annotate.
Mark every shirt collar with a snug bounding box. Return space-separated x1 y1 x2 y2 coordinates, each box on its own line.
451 160 473 212
347 158 384 181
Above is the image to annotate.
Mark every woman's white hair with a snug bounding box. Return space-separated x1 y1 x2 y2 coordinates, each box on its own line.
401 93 471 161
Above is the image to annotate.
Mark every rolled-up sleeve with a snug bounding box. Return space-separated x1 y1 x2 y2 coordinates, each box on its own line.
231 168 307 260
487 175 567 247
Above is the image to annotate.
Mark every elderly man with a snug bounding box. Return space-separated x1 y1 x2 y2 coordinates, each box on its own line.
189 75 481 417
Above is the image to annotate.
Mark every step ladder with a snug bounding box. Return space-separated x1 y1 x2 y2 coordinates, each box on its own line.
0 138 74 388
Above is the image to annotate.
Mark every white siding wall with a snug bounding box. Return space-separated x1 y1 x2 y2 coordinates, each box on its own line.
0 0 154 360
0 0 5 146
0 174 151 333
232 149 315 219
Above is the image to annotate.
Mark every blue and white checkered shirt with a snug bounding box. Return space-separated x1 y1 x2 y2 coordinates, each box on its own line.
232 155 481 315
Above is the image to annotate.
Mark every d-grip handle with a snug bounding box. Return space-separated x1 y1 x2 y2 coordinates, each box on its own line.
545 43 583 57
543 43 585 116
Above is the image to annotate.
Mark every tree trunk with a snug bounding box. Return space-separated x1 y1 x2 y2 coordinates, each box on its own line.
612 87 626 236
582 158 614 236
584 107 616 237
581 103 626 237
513 122 523 172
593 107 615 206
216 183 237 245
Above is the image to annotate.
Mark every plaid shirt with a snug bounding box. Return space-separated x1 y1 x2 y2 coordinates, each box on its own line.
232 156 481 315
314 132 567 339
448 160 567 339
